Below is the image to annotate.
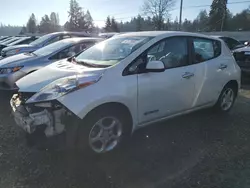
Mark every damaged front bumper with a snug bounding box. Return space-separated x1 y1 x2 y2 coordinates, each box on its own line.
10 94 68 137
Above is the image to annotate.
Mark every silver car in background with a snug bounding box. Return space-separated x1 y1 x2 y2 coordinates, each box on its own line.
0 37 102 90
1 32 95 58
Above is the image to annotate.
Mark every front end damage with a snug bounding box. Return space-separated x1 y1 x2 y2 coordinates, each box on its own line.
10 93 76 148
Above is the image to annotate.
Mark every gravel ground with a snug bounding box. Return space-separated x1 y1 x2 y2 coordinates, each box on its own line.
0 83 250 188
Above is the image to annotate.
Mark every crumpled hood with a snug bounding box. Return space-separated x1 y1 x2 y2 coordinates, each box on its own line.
0 53 40 67
233 46 250 52
17 59 106 92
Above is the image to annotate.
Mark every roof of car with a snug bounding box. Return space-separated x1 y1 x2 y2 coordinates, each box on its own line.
116 31 221 40
59 37 103 44
45 31 94 37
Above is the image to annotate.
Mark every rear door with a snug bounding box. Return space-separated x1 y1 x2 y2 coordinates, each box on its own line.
190 37 226 106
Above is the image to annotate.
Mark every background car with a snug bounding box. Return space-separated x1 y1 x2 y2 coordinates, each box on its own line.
0 37 22 52
0 37 102 90
0 32 96 58
0 36 11 42
0 36 15 43
233 47 250 76
6 36 38 46
98 32 119 39
213 36 250 76
0 36 38 56
213 36 246 50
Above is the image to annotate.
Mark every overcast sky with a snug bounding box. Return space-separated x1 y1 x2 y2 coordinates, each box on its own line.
0 0 248 27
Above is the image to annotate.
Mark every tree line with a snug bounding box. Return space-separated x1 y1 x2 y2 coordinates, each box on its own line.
1 0 250 36
117 0 250 32
21 0 98 34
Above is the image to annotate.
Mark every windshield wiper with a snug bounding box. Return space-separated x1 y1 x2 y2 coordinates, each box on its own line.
73 59 110 68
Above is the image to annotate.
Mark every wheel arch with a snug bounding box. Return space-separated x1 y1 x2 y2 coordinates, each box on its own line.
224 80 239 96
83 102 134 133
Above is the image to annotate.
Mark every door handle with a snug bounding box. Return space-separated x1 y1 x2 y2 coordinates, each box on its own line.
219 64 227 70
182 72 194 79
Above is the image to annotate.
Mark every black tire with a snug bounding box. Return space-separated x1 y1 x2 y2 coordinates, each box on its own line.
73 107 132 155
214 84 237 113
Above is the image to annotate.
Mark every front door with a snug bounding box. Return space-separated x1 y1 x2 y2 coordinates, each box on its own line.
137 37 196 124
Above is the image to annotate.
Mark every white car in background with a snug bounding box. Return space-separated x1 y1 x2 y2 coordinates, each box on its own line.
11 31 241 154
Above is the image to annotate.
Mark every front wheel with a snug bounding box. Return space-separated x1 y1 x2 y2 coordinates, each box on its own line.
75 108 131 155
214 85 236 113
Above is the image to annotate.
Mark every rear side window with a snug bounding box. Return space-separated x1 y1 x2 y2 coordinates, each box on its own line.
192 38 221 63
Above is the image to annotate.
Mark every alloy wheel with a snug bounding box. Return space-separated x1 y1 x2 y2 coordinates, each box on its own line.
220 88 234 111
88 116 123 153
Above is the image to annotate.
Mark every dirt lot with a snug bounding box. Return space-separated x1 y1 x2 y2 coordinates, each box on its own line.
0 84 250 188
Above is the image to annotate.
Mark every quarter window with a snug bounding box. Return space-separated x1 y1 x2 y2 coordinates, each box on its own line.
147 37 188 69
193 38 221 63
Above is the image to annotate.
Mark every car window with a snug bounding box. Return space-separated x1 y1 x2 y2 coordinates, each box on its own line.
9 38 32 45
75 36 153 67
147 37 188 69
62 35 71 39
221 37 241 50
23 38 36 44
193 38 221 63
45 36 61 46
29 34 53 46
50 43 89 60
2 37 20 45
79 42 96 51
33 40 71 57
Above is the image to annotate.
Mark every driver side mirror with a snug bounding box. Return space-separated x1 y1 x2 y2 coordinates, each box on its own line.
146 61 165 72
244 41 250 46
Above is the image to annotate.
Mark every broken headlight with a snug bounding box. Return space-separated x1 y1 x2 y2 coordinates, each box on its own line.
26 74 102 103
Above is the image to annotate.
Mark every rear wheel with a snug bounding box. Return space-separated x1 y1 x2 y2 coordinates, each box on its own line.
214 84 237 113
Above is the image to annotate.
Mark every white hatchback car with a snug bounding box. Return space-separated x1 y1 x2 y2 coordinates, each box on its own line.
11 31 241 154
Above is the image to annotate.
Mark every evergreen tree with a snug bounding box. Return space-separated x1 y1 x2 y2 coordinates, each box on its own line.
39 14 51 33
66 0 84 31
85 10 94 31
104 16 112 32
111 17 119 32
19 26 27 35
136 15 143 31
26 13 37 33
209 0 228 31
50 12 60 32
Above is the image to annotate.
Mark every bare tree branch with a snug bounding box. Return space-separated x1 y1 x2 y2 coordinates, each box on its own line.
142 0 176 30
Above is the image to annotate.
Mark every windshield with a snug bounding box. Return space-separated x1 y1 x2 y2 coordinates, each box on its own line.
33 40 70 56
8 38 29 45
29 34 52 46
1 37 20 45
75 36 152 66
